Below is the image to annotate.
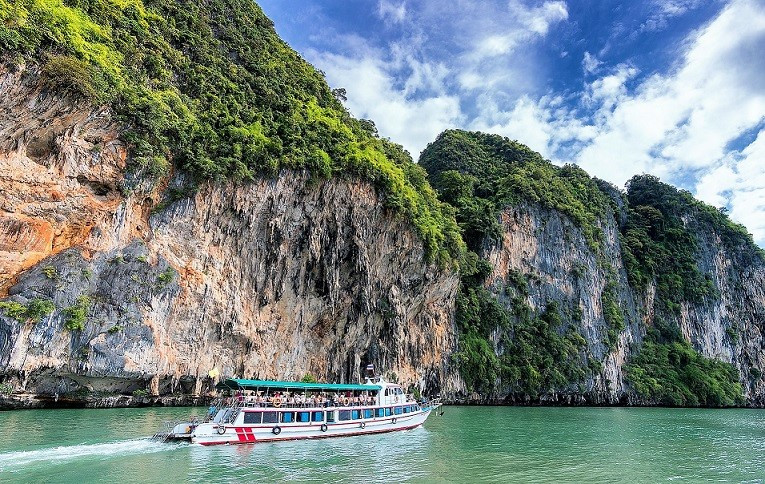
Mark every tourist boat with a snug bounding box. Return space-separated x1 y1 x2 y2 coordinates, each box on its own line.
160 376 441 445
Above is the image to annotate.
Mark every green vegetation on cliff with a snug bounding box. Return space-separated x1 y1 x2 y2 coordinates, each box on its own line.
626 323 744 406
0 0 462 263
0 298 55 323
420 130 613 252
621 174 763 312
453 286 589 396
620 175 753 403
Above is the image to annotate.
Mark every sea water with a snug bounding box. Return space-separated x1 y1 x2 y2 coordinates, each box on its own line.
1 406 763 482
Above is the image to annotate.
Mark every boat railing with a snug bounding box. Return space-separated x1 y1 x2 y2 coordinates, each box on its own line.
152 415 200 441
420 396 442 410
219 399 382 409
212 397 421 412
152 421 175 441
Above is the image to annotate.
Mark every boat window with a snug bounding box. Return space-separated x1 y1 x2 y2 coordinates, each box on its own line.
312 411 324 422
351 410 359 420
262 411 278 424
364 409 372 419
243 412 262 424
327 411 336 423
404 406 410 413
385 408 392 417
376 408 384 418
394 407 403 415
297 412 310 423
280 412 295 423
338 410 351 421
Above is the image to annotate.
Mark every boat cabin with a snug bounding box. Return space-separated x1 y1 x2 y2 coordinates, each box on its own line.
207 377 421 427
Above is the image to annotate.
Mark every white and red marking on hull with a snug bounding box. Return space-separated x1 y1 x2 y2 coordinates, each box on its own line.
197 422 423 446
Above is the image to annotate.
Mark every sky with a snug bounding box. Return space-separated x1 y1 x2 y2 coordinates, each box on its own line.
258 0 765 244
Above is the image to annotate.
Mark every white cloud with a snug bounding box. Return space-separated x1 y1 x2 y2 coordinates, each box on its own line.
582 51 602 74
304 0 570 157
460 1 568 90
468 0 568 61
377 0 407 24
640 0 706 32
310 51 462 158
696 130 765 242
565 0 765 186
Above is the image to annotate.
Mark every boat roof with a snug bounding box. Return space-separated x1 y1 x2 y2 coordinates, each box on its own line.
216 378 382 392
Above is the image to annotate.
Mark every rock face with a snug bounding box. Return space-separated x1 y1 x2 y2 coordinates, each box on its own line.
481 202 642 404
0 65 459 403
478 201 765 405
0 65 131 294
675 220 765 405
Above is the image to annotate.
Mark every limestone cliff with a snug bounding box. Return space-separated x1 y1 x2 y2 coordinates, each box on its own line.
482 202 642 404
0 64 459 405
420 129 765 407
481 202 765 405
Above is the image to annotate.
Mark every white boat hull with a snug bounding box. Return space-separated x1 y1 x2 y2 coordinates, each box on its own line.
192 407 435 446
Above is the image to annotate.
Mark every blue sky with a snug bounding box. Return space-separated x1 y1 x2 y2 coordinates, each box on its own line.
259 0 765 244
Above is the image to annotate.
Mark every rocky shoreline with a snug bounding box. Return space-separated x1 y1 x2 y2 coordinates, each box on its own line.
4 391 763 411
0 392 210 410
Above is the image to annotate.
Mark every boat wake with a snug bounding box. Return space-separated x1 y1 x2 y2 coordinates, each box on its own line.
0 438 182 471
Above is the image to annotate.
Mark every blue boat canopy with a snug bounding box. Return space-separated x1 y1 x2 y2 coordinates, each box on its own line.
216 378 382 392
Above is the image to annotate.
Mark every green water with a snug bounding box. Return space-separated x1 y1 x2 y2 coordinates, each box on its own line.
0 406 763 482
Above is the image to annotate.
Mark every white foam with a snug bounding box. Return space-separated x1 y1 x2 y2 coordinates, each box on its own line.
0 438 181 470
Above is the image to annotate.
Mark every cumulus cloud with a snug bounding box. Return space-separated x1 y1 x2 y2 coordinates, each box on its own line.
305 0 570 157
469 0 567 60
460 1 568 90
